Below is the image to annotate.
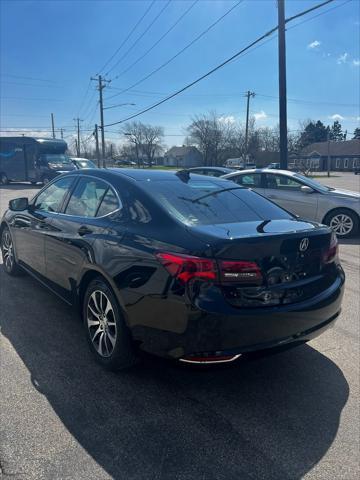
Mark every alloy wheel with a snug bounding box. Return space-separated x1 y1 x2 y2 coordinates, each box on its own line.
87 290 117 357
2 230 14 271
329 214 354 236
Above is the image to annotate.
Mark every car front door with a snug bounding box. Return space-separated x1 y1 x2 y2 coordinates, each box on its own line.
11 176 75 277
44 176 122 301
263 173 319 220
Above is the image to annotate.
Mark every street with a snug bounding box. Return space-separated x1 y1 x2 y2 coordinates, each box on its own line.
0 173 359 480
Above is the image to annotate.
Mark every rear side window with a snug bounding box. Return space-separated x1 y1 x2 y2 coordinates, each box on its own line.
65 178 109 217
143 179 291 226
96 188 120 217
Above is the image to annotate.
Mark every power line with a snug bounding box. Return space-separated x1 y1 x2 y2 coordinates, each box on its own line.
107 0 244 100
105 34 276 126
104 0 338 127
0 80 61 88
98 0 156 75
106 0 172 76
1 96 62 101
0 74 57 83
113 0 199 79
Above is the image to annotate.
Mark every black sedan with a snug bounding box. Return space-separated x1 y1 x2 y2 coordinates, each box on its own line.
1 169 344 370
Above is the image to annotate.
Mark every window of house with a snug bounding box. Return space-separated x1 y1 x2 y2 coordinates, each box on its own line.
336 158 340 168
344 158 349 168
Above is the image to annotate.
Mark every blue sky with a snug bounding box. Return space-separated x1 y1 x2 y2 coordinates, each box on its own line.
0 0 359 147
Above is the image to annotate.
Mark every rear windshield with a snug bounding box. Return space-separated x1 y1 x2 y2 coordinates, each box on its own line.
143 179 292 225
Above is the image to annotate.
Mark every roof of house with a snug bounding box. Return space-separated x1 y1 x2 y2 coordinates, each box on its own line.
301 139 360 157
165 146 201 157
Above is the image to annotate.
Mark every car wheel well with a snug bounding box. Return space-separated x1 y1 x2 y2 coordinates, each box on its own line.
0 221 8 238
322 207 360 225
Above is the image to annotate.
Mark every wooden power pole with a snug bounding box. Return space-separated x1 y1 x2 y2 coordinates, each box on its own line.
278 0 288 169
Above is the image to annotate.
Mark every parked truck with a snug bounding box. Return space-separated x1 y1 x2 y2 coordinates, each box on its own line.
0 137 75 185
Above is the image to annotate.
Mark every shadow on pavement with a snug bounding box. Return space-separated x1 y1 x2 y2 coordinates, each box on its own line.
0 267 349 480
0 182 40 190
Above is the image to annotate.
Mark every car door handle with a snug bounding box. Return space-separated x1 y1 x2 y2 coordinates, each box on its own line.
78 225 93 236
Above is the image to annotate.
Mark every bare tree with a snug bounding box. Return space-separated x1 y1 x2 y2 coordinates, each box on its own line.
187 112 232 166
121 121 164 167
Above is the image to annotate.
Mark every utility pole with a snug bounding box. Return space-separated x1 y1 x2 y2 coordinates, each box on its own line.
91 75 111 166
60 128 64 139
94 124 101 168
51 113 55 138
73 118 83 157
327 131 331 177
244 91 255 160
75 139 79 158
278 0 288 170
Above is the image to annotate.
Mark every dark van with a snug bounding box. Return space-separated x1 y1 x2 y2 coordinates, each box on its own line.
0 137 76 185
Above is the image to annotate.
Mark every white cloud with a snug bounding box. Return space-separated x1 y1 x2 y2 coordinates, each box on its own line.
353 59 360 67
218 115 236 124
337 53 349 64
308 40 321 49
329 114 344 121
254 111 267 121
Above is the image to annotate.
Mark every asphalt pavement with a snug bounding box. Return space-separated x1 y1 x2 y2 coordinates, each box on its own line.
0 173 359 480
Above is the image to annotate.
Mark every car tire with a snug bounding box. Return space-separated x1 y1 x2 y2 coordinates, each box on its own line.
324 208 359 238
0 173 9 185
83 278 138 371
1 227 24 276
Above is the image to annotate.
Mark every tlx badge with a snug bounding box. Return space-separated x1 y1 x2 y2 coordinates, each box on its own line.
299 237 309 252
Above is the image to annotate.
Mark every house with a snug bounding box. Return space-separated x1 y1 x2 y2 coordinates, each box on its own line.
291 139 360 171
163 146 203 168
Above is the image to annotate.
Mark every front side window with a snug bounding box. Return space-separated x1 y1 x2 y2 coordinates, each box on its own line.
234 173 261 187
265 174 303 191
33 176 74 213
41 154 71 166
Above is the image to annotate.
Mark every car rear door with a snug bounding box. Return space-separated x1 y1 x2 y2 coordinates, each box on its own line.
12 176 75 277
263 173 319 220
44 175 122 301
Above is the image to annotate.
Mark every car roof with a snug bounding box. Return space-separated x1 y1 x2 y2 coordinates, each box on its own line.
188 166 230 171
70 167 232 186
223 168 296 178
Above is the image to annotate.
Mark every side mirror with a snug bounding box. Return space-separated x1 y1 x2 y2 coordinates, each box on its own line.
9 197 29 211
301 185 314 194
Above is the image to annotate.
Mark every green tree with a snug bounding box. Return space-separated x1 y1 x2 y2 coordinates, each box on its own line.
329 120 345 141
297 120 329 149
353 127 360 140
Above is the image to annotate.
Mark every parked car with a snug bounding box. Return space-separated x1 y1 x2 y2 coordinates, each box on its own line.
1 169 344 370
223 168 360 237
185 166 235 177
71 158 98 169
267 163 281 169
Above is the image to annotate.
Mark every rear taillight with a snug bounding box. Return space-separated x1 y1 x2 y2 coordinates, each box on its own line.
156 252 217 283
323 233 339 264
219 260 263 285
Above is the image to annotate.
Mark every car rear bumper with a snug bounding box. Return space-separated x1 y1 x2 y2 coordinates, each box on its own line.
131 274 344 360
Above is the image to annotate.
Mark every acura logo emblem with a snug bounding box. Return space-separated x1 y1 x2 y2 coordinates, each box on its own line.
299 238 309 252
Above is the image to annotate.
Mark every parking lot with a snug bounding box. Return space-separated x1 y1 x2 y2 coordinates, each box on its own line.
0 173 359 480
